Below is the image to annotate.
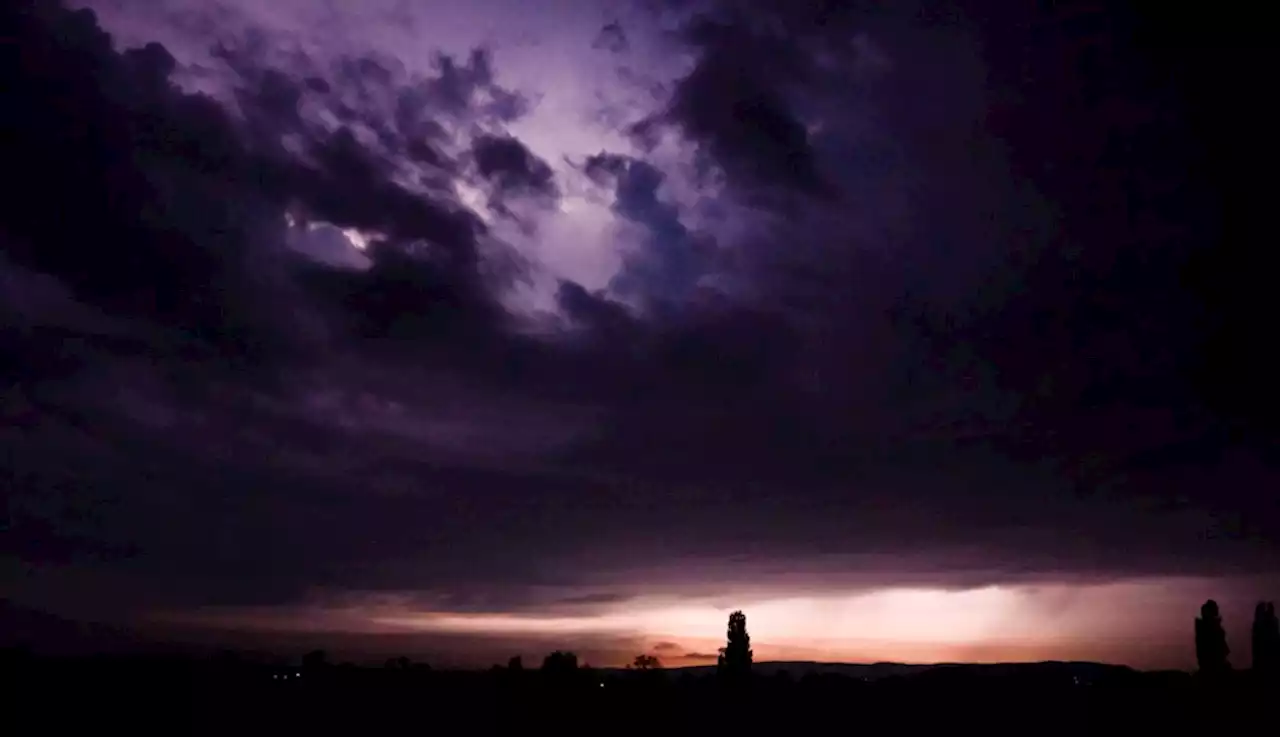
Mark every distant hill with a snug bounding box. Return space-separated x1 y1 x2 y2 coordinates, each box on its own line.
636 661 937 680
892 660 1139 686
608 660 1141 682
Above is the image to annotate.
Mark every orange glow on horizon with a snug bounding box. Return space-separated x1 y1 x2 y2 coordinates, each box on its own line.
150 576 1266 671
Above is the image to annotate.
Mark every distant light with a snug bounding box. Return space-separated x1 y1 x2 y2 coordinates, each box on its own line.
296 672 301 677
599 683 605 688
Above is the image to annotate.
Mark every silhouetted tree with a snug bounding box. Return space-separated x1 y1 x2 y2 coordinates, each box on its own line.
302 649 329 671
632 654 662 670
541 650 579 677
1251 601 1279 677
507 655 524 671
717 610 752 680
1195 600 1230 676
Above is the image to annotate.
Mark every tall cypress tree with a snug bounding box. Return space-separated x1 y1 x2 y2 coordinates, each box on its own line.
717 610 753 680
1195 599 1231 676
1251 601 1279 678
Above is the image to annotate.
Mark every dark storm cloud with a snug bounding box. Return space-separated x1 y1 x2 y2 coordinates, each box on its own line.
471 133 559 217
639 38 826 197
4 0 1278 626
883 2 1279 531
212 43 516 255
406 47 529 123
0 0 561 608
593 21 630 53
629 1 872 200
584 0 1280 565
0 0 517 369
472 135 555 195
583 152 711 303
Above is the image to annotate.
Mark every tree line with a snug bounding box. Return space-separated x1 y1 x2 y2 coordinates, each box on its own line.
1195 599 1278 677
496 609 754 679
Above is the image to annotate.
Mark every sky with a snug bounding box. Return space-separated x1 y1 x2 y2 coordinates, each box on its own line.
1 0 1277 671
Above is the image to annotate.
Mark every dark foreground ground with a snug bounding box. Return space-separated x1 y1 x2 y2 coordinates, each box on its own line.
6 652 1274 736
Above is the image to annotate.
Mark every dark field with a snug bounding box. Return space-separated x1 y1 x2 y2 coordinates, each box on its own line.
7 653 1274 736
